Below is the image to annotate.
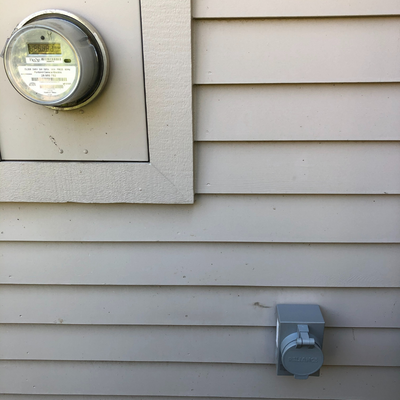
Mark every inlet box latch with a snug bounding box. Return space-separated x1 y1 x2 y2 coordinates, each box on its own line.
276 304 325 379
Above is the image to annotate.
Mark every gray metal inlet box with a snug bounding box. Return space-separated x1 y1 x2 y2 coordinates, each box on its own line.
276 304 325 379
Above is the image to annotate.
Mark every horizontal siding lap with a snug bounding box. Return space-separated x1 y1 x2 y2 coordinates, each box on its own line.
0 325 398 367
0 397 338 400
195 142 400 194
194 84 400 141
0 286 398 328
1 195 399 242
0 362 398 399
1 242 398 287
193 0 400 18
0 396 360 400
194 17 400 84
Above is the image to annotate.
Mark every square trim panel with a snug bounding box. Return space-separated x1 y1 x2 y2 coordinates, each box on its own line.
0 0 193 203
0 0 148 161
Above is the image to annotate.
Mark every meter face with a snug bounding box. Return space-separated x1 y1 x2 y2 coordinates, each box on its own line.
4 24 80 105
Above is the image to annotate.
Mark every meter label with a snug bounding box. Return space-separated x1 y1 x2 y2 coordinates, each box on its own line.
26 57 63 64
18 66 76 96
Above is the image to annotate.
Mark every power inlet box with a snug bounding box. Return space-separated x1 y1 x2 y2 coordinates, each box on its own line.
276 304 325 379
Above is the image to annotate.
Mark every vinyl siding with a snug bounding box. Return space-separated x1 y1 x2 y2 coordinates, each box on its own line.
193 17 400 84
1 325 398 366
0 1 399 399
194 83 400 141
193 0 400 18
1 242 399 287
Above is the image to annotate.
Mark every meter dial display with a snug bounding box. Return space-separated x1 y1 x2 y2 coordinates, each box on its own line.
2 11 109 110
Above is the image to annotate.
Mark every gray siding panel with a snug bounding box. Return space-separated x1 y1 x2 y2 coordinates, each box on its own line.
1 325 398 366
0 397 339 400
0 362 398 399
1 195 399 242
1 242 398 287
0 286 398 327
194 18 400 84
193 0 400 18
195 142 400 194
194 84 400 141
0 397 344 400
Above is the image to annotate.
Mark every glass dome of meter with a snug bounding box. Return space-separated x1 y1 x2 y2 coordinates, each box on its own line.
2 11 109 110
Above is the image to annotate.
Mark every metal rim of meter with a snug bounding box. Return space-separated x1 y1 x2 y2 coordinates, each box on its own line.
3 9 110 111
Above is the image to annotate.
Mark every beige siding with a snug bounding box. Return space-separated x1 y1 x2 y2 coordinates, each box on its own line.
1 325 398 366
0 362 398 398
1 242 399 287
1 286 398 327
193 17 400 84
195 142 400 194
194 84 400 141
0 397 337 400
0 2 399 400
1 196 399 242
193 0 400 18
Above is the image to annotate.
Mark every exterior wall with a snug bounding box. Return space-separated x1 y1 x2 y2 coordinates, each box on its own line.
0 1 399 399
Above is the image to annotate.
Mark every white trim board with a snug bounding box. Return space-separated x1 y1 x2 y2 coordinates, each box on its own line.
0 0 194 204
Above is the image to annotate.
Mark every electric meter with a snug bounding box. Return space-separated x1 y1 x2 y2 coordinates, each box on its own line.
1 10 109 110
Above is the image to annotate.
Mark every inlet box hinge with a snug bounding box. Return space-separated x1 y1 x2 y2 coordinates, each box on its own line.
296 324 315 348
